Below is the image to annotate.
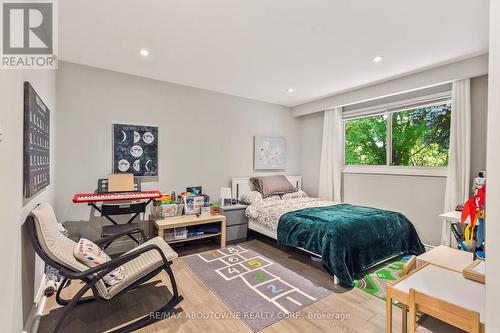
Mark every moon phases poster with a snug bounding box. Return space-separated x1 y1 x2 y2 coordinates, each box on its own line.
113 124 158 176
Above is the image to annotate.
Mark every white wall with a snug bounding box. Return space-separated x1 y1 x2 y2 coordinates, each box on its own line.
486 1 500 330
470 75 488 184
0 70 56 332
299 76 488 246
55 62 300 225
342 174 446 246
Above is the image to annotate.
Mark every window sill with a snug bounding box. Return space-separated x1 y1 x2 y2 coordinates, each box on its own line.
342 165 448 177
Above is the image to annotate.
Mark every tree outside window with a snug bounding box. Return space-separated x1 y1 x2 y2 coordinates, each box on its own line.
345 102 451 167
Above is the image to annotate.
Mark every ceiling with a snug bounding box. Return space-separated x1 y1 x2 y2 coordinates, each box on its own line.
59 1 490 107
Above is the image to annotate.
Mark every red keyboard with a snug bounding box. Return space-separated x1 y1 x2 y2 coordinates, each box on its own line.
73 190 162 203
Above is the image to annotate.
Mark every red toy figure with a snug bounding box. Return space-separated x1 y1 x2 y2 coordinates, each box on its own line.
461 184 486 245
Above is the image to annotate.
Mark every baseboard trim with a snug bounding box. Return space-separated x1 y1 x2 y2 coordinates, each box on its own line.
423 243 435 251
34 274 46 305
23 274 49 333
23 294 47 333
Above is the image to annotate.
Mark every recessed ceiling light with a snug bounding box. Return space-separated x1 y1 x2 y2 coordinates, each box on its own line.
373 55 384 63
140 49 149 57
287 88 294 93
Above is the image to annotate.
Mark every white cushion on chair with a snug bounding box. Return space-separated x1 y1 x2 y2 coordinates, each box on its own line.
417 317 467 333
107 236 178 298
32 203 109 298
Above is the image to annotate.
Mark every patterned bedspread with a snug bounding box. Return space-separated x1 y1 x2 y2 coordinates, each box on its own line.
245 197 337 230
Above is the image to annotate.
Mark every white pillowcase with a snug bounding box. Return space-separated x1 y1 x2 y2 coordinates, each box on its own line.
241 190 306 204
282 190 308 200
263 195 282 202
240 191 264 205
74 238 126 286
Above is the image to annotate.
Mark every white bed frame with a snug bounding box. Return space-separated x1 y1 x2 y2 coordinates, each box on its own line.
231 176 340 284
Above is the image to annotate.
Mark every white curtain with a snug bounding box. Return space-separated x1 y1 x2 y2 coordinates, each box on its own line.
442 79 471 246
318 107 343 202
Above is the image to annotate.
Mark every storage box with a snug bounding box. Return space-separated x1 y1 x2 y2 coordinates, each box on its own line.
150 203 161 219
200 203 211 215
174 227 187 240
160 204 177 218
184 195 205 215
176 204 184 216
164 228 175 242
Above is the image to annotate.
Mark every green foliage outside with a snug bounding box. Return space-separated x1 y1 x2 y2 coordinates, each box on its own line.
345 115 387 165
345 103 451 167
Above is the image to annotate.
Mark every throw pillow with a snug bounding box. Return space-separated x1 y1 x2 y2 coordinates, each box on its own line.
73 238 126 286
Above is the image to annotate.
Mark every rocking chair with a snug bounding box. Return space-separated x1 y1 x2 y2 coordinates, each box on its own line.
27 203 183 333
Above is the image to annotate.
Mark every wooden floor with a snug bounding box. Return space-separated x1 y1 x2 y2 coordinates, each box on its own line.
39 233 403 333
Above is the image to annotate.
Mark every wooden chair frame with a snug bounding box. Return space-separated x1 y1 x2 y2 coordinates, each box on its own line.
26 215 184 333
403 255 417 276
408 288 480 333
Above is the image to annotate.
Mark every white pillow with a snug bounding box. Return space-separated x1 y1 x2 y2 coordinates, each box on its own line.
282 190 308 200
240 191 263 205
74 238 126 286
263 195 282 202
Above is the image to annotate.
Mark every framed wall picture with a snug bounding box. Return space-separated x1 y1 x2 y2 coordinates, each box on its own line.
254 136 287 170
24 82 50 198
113 124 158 176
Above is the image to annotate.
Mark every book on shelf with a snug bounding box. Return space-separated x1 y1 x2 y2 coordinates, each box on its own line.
187 231 205 237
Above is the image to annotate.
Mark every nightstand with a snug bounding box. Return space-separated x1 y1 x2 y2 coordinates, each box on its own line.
222 204 248 243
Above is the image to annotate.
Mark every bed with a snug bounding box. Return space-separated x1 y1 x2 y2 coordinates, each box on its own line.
231 176 425 286
232 176 315 242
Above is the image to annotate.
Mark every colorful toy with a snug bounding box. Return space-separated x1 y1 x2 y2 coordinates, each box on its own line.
210 204 221 215
461 184 486 249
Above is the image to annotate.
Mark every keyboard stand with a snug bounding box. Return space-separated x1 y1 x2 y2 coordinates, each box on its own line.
89 198 154 249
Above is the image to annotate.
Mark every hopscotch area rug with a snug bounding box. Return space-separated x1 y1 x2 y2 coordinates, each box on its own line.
182 245 332 331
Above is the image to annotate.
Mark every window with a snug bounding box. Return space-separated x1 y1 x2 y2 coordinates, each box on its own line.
344 101 451 172
391 103 451 166
345 115 387 165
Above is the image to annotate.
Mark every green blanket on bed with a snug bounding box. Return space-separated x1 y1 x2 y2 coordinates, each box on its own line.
277 204 425 286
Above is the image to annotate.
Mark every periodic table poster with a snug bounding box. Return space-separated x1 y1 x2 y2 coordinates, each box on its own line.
23 82 50 198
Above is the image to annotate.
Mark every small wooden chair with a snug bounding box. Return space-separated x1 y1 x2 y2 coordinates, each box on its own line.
399 255 417 332
408 288 481 333
403 255 417 276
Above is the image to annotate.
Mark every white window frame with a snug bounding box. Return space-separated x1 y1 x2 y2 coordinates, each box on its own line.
342 92 451 177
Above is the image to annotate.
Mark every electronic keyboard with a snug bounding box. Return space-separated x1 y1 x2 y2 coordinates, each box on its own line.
73 190 162 203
